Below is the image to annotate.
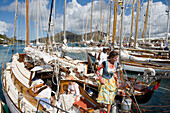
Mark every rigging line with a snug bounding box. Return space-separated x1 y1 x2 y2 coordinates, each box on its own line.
165 0 168 6
132 93 142 113
39 4 44 40
4 46 11 64
159 87 170 92
136 108 170 112
138 105 170 107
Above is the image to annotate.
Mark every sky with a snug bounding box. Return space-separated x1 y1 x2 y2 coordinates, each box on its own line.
0 0 169 41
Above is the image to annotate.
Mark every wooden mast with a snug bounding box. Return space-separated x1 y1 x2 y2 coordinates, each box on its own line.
130 0 135 46
134 0 140 48
90 0 94 41
36 0 39 46
99 0 102 41
102 15 104 40
142 0 150 38
12 0 18 52
84 18 88 42
106 12 109 40
112 0 118 47
26 0 29 47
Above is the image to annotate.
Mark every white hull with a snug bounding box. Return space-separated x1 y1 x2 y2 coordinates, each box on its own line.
2 89 20 113
1 62 38 113
123 64 170 74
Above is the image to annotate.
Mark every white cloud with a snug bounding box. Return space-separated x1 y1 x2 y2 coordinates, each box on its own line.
54 0 169 38
0 21 13 35
53 0 110 35
117 1 169 38
0 0 169 40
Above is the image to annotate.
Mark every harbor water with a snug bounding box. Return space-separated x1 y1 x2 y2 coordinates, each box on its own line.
0 45 170 113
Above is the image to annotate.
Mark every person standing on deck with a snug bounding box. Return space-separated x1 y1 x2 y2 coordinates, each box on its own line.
96 50 119 113
98 48 108 65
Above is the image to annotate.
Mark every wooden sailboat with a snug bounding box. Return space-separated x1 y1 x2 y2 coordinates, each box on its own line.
115 0 170 74
1 0 163 113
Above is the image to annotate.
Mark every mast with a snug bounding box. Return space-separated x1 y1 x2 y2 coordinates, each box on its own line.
90 0 94 40
36 0 39 46
166 8 170 47
26 0 29 47
81 17 85 42
84 17 88 42
46 0 54 52
63 0 67 44
112 0 118 47
52 0 56 45
130 0 135 45
106 12 109 40
142 0 150 39
99 0 102 41
102 15 104 40
148 0 153 43
12 0 18 52
118 0 124 79
108 1 112 41
134 0 140 48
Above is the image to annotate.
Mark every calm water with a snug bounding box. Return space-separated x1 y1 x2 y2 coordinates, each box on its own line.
0 45 170 113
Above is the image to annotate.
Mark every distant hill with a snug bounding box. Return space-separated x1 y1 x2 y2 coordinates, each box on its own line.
0 34 11 44
32 31 107 43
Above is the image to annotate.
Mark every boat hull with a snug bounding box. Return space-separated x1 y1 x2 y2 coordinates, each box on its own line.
2 89 21 113
130 91 154 104
123 64 170 75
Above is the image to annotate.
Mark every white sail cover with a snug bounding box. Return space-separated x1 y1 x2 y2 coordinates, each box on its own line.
24 47 79 68
61 46 102 53
121 50 170 67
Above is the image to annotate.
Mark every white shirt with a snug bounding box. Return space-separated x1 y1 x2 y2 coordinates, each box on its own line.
68 83 80 96
99 52 108 65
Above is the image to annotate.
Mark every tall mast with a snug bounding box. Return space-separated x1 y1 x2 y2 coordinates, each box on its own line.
90 0 94 40
142 0 150 38
166 8 170 47
108 1 112 40
112 0 118 47
99 0 102 41
63 0 66 44
46 0 54 52
106 12 109 40
134 0 140 48
36 0 39 46
52 0 56 45
84 17 88 42
148 0 153 43
12 0 18 52
26 0 29 47
118 0 124 78
102 15 104 40
130 0 135 45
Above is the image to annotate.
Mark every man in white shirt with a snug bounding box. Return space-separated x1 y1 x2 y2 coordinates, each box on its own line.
98 48 108 65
